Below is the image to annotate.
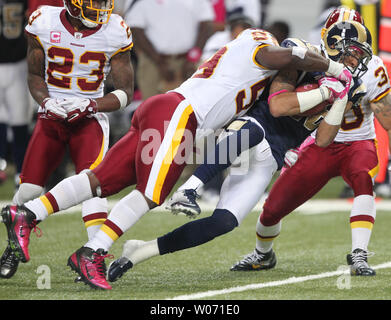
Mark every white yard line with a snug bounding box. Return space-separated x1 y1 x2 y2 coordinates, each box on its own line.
168 262 391 300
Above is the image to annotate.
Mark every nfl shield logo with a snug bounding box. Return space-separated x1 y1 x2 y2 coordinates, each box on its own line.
50 31 61 43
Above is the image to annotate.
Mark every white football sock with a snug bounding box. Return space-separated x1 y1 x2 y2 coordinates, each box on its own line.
350 194 376 251
178 175 204 191
85 190 150 252
82 197 108 240
255 218 281 254
25 172 93 221
122 239 160 265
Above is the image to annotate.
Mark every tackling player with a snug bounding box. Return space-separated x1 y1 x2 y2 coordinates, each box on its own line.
1 24 352 289
231 9 391 276
0 0 134 278
105 21 372 284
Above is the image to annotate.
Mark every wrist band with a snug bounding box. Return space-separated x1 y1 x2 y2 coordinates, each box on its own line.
111 89 128 110
327 59 343 77
324 96 347 125
292 46 307 59
297 87 330 113
268 89 288 104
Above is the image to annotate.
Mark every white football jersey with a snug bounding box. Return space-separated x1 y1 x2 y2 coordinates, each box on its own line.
174 28 279 133
335 55 391 142
25 6 133 109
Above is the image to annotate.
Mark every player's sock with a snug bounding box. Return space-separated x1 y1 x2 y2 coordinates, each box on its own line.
178 175 204 192
350 194 376 251
24 172 93 221
124 240 160 265
82 197 108 240
157 209 238 254
85 190 150 252
255 214 281 253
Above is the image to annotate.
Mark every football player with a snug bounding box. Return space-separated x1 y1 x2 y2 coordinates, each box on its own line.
0 0 30 278
0 0 30 189
105 21 372 284
231 9 391 276
0 0 134 278
0 24 352 289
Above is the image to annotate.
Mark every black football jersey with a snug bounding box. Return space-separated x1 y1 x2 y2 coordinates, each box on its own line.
0 0 28 63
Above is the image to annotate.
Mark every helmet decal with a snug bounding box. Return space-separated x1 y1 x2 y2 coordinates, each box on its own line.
322 21 373 78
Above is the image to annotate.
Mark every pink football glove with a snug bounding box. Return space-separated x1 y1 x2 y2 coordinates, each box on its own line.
318 76 349 101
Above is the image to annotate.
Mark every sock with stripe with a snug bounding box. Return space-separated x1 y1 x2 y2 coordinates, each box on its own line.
24 172 93 221
82 197 108 240
255 213 281 254
350 194 376 251
85 189 150 252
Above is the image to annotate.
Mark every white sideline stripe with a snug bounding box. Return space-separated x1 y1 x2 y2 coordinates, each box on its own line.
168 262 391 300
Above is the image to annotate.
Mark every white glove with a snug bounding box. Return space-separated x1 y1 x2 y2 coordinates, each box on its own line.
284 148 299 168
58 98 98 124
41 98 67 120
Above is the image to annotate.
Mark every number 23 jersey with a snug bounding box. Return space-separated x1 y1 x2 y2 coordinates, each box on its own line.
25 6 133 104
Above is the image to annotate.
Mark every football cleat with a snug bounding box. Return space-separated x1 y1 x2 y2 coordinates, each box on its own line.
67 247 113 290
107 257 133 282
346 248 376 276
166 189 201 218
1 205 40 263
107 239 145 282
230 248 277 271
0 243 20 278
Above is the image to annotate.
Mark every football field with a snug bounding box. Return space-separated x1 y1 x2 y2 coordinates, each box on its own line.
1 188 391 302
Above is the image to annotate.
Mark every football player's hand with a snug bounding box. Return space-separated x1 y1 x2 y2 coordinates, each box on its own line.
41 98 67 121
327 60 353 88
60 98 98 124
318 76 349 101
284 148 299 168
348 78 366 108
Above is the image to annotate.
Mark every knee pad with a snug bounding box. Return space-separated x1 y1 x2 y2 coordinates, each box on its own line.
350 172 373 196
209 209 239 235
13 183 44 205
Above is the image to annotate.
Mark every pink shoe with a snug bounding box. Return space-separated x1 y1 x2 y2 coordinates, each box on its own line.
68 247 113 290
1 205 40 263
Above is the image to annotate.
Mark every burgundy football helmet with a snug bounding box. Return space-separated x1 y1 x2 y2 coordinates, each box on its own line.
321 6 364 38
